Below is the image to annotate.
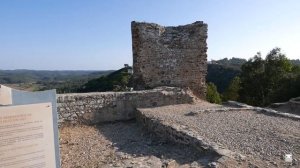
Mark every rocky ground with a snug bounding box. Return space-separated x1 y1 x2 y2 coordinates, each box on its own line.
59 121 219 168
59 100 300 168
138 103 300 168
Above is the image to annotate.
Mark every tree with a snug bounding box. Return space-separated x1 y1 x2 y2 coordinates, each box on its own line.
206 82 222 104
222 76 241 101
239 48 295 106
264 48 293 103
239 52 266 106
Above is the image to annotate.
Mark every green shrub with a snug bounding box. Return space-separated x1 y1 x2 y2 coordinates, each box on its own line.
206 82 222 104
222 76 241 101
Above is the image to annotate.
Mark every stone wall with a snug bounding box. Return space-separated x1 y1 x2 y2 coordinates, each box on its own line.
136 108 233 166
227 101 300 120
131 21 208 99
269 97 300 115
289 97 300 115
57 87 195 124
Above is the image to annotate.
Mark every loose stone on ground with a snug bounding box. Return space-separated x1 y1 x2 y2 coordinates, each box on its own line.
137 102 300 168
59 121 219 168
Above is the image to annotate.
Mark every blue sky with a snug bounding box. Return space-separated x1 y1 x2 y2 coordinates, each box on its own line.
0 0 299 70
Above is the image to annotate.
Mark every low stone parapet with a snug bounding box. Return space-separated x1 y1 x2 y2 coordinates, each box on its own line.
226 101 300 120
289 97 300 114
57 87 195 124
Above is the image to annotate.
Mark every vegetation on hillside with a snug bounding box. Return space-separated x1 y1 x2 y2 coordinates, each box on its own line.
222 76 241 102
0 70 113 93
206 64 241 93
291 59 300 66
2 49 299 107
208 48 300 106
206 57 246 93
77 67 133 92
206 82 222 104
211 57 247 70
239 48 300 106
0 70 113 84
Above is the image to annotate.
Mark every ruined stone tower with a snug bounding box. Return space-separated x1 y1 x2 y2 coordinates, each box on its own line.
131 21 208 99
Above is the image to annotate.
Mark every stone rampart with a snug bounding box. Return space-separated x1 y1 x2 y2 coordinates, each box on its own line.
57 87 195 124
131 21 208 99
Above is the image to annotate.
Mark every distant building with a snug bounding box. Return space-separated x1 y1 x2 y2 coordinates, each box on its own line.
124 64 133 74
127 68 133 74
208 60 218 65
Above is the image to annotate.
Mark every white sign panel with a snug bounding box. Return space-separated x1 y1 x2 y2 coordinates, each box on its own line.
0 85 12 105
0 103 56 168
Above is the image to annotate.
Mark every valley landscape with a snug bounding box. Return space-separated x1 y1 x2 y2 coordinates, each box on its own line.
1 1 300 168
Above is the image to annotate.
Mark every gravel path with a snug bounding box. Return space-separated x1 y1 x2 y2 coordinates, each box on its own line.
59 121 218 168
139 103 300 167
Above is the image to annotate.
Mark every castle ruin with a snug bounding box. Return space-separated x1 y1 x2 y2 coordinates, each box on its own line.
131 21 208 99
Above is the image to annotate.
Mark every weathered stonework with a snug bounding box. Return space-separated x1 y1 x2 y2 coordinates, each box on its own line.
131 21 208 99
288 97 300 115
270 97 300 115
57 87 195 124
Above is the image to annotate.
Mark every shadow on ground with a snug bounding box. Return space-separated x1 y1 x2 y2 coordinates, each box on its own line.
96 120 219 167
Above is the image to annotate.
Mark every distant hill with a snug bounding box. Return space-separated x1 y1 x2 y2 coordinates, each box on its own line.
291 59 300 66
209 57 247 70
207 58 300 93
2 57 298 94
78 59 242 94
0 69 114 93
207 64 241 93
0 69 113 84
207 57 246 93
78 67 133 92
0 60 242 94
